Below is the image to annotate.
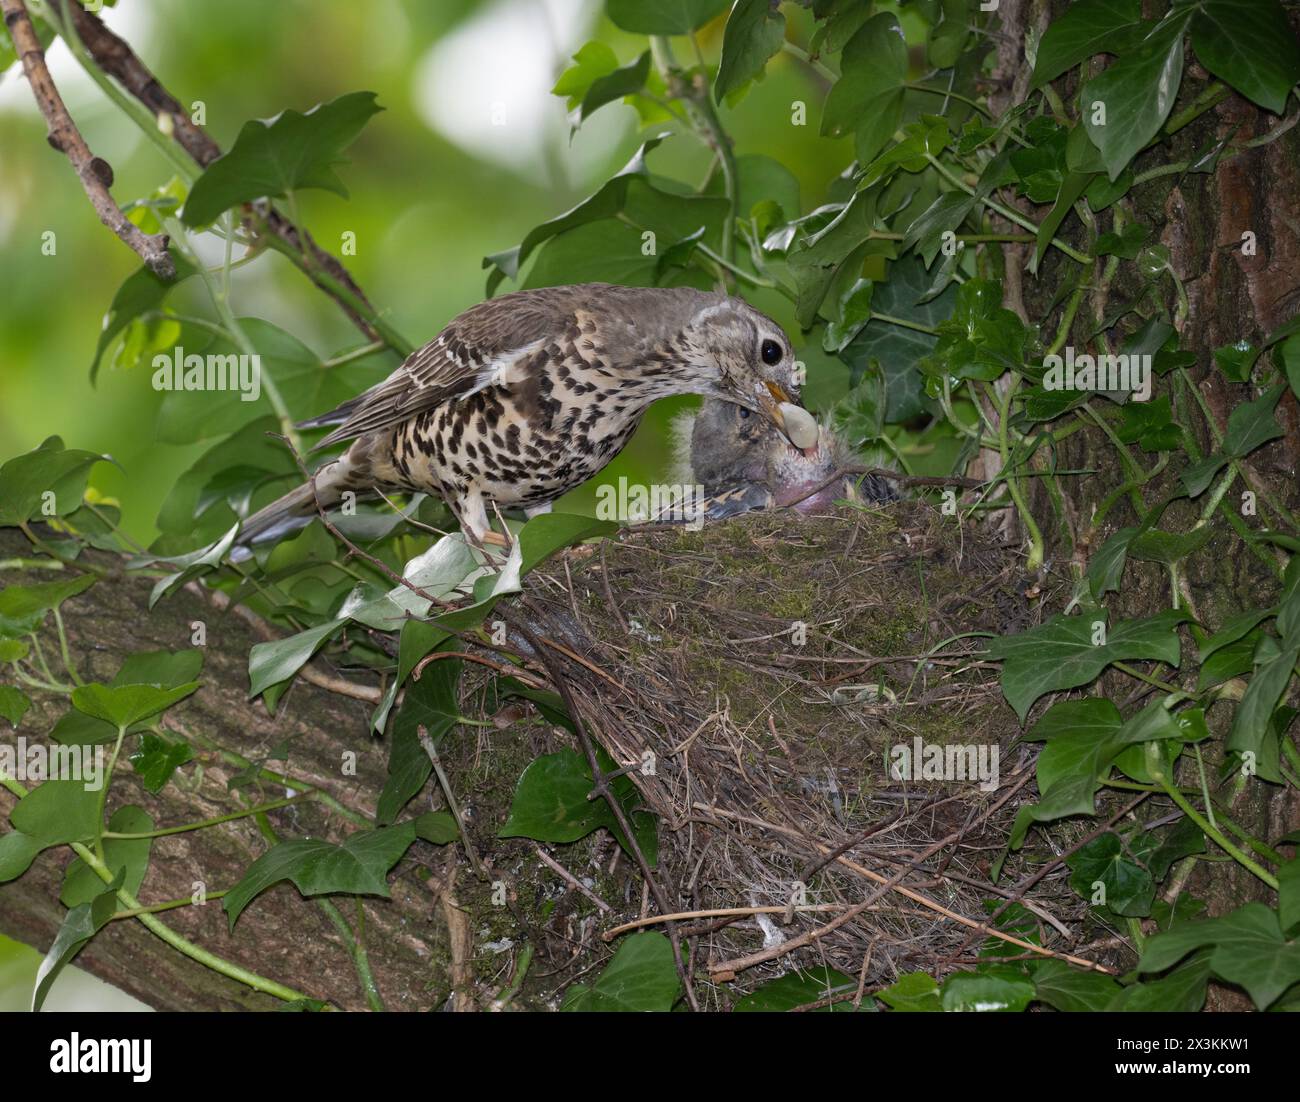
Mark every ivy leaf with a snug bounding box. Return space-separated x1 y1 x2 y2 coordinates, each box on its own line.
10 780 101 846
735 967 862 1012
714 0 786 101
823 279 874 354
89 254 197 382
129 733 194 793
928 0 970 68
1068 831 1156 916
941 968 1036 1012
1111 954 1211 1011
1032 0 1146 88
1282 336 1300 400
1095 222 1149 259
413 811 459 845
1214 340 1258 382
820 13 908 165
247 619 346 699
113 648 205 689
901 192 975 269
478 520 583 582
1189 0 1300 114
182 92 383 227
1011 700 1181 847
1115 395 1180 452
223 822 419 929
375 653 462 825
71 681 199 730
33 872 122 1012
1278 858 1300 936
0 830 44 883
1222 383 1285 458
876 971 942 1011
1198 632 1264 691
1180 454 1227 498
1086 525 1139 599
1129 525 1213 566
61 805 153 907
0 573 96 637
605 0 727 35
551 42 618 109
923 279 1028 382
0 439 107 529
500 748 657 863
1032 170 1093 275
786 191 881 328
576 51 650 123
1031 960 1123 1012
560 931 680 1011
1226 643 1299 783
842 255 957 423
155 319 390 445
1081 11 1193 181
0 686 30 728
133 523 240 609
1138 902 1300 1010
988 609 1188 723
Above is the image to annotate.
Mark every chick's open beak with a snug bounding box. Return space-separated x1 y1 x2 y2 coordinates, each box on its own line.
760 381 820 451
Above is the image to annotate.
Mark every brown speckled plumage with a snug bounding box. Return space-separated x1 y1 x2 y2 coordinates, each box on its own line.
238 283 809 546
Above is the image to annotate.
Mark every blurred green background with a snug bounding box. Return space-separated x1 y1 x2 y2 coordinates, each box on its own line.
0 0 862 1009
0 0 860 544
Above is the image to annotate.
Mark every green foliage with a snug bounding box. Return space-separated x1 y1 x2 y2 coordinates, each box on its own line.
560 931 680 1011
182 92 383 227
222 822 421 929
4 0 1300 1015
500 747 658 863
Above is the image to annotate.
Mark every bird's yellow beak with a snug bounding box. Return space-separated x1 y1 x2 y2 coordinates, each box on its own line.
760 382 819 451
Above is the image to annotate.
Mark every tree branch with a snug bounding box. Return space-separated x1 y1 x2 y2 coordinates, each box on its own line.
62 0 409 352
2 0 174 277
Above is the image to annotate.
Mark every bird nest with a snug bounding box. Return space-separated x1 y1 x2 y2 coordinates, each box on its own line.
501 500 1105 1005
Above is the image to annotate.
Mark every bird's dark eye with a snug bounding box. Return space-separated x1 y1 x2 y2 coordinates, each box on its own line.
761 339 783 365
737 407 752 420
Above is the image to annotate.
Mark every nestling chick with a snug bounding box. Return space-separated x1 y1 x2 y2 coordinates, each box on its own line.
676 399 897 520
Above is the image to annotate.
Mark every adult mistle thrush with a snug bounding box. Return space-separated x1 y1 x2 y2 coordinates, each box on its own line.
237 283 819 547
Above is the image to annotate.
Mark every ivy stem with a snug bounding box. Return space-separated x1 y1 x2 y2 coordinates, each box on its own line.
0 557 64 571
163 214 302 454
1158 780 1278 891
1112 662 1184 696
904 82 992 119
924 153 1092 264
103 793 318 839
780 40 836 83
112 890 229 920
651 36 739 278
69 838 314 1003
873 312 938 336
52 607 81 685
321 340 387 369
993 377 1044 572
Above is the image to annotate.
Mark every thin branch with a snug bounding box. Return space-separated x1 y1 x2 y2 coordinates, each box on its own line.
2 0 173 275
63 1 408 351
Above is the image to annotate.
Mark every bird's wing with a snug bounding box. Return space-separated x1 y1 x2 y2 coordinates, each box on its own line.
303 291 572 449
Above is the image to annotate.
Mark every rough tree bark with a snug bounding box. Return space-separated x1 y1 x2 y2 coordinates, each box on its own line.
996 0 1300 1007
0 530 441 1011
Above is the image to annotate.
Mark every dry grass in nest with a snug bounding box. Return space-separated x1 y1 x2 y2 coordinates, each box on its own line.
487 502 1125 1005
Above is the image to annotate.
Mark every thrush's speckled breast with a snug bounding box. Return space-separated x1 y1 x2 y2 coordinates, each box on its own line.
237 282 817 547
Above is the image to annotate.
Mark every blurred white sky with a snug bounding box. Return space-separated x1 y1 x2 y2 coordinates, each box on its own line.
412 0 632 184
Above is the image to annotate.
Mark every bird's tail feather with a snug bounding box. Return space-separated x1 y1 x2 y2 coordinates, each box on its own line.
235 458 350 551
